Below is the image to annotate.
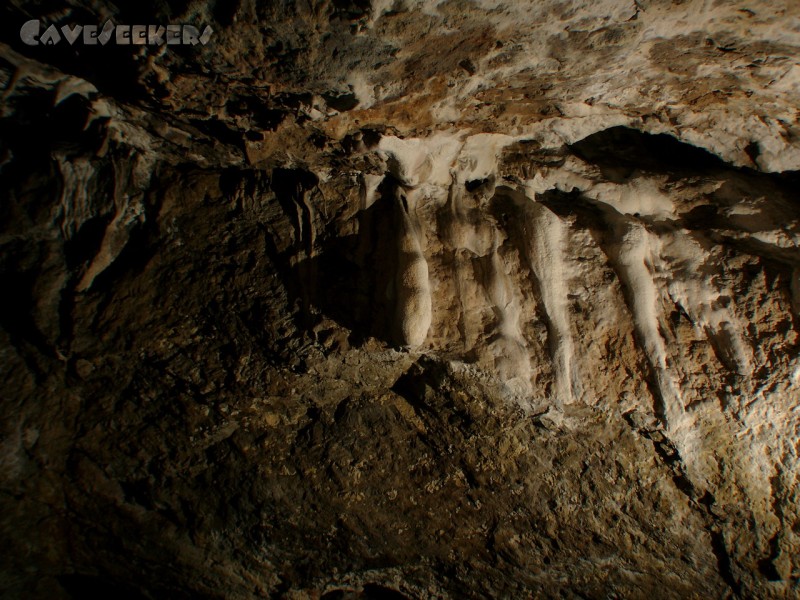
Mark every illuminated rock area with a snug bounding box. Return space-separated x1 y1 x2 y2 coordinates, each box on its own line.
1 1 800 598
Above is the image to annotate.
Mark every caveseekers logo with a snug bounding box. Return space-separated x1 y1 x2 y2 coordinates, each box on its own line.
20 20 213 46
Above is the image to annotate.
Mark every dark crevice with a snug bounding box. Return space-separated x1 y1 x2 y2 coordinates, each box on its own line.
286 176 405 345
391 361 436 420
744 141 761 165
711 531 742 595
570 126 730 173
211 0 241 26
331 0 373 20
465 177 489 192
226 96 287 131
322 91 359 112
189 118 246 150
570 126 800 189
757 533 782 581
64 215 113 271
0 269 57 360
362 583 413 600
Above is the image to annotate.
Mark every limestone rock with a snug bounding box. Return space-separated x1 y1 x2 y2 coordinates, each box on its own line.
1 1 800 598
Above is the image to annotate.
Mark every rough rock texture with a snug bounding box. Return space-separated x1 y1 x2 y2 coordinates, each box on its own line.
2 1 800 598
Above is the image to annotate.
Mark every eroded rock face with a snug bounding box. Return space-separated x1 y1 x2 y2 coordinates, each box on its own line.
2 1 800 598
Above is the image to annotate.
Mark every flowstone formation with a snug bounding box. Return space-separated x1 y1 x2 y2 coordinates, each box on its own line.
2 1 800 598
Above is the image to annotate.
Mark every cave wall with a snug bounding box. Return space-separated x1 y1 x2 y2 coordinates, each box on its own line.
2 1 800 598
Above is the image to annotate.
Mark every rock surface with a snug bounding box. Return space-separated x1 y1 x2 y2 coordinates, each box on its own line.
1 1 800 598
